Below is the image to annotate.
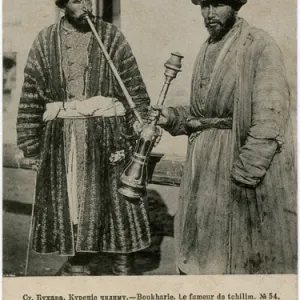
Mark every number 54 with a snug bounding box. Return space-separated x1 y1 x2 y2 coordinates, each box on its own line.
259 293 279 300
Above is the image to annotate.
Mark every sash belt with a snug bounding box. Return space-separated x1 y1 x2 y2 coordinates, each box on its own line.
44 96 127 120
186 117 232 143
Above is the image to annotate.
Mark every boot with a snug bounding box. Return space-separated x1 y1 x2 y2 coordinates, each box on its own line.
59 225 92 275
112 253 137 275
65 254 92 275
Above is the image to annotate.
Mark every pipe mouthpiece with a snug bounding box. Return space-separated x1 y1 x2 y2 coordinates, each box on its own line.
165 52 184 71
164 52 184 80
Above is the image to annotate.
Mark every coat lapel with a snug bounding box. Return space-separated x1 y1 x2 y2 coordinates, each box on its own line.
190 41 209 116
204 20 245 109
46 19 67 102
231 20 253 163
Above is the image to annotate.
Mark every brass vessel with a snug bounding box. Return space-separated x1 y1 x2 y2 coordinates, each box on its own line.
118 52 184 200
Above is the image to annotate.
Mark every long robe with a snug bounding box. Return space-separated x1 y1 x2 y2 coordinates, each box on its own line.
17 17 151 255
164 19 297 274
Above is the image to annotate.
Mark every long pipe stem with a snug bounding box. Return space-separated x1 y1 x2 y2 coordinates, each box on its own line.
85 15 144 124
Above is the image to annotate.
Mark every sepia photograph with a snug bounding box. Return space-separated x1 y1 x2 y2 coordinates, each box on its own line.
2 0 297 296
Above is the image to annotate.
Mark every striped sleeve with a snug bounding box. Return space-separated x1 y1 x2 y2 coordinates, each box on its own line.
17 36 46 158
231 37 290 187
113 30 151 125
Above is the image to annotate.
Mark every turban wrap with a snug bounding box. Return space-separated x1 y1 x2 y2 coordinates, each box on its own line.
192 0 247 10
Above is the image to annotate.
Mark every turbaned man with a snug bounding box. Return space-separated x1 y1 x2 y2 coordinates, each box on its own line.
152 0 297 274
17 0 151 276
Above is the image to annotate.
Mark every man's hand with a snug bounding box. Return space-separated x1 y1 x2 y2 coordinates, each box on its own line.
15 149 41 172
43 102 63 121
154 126 163 146
15 149 24 168
132 120 163 147
133 120 144 135
148 105 169 126
31 157 42 172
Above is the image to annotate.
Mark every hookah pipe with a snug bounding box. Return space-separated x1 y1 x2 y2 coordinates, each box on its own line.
82 4 184 200
118 53 184 200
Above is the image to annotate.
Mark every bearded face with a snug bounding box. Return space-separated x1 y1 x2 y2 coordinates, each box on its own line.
64 0 93 30
201 2 237 41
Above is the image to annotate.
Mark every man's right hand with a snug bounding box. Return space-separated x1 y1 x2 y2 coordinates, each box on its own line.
43 102 63 121
31 157 42 172
149 105 169 126
15 149 41 171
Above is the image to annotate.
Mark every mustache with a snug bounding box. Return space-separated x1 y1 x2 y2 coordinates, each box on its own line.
205 19 222 26
78 10 94 20
65 11 96 31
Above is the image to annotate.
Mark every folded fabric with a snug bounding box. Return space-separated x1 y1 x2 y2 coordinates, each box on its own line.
43 96 126 121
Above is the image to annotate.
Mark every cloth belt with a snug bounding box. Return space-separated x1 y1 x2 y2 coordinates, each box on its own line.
186 117 233 144
52 96 126 119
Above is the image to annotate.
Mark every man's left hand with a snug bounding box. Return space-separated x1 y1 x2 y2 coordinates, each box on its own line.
132 120 163 147
133 120 144 135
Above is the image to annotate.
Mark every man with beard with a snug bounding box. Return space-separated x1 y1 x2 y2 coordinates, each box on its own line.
17 0 151 275
151 0 297 274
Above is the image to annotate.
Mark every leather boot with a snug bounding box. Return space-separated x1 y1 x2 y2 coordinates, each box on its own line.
112 253 137 275
61 225 92 275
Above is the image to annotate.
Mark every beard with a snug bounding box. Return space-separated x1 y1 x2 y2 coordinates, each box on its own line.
205 12 237 41
65 9 94 32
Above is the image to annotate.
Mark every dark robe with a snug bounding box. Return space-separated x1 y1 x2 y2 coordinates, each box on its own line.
164 19 297 274
17 17 151 255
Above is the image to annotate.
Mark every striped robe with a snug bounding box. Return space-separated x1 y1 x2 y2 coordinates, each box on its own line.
164 19 297 274
17 17 151 255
